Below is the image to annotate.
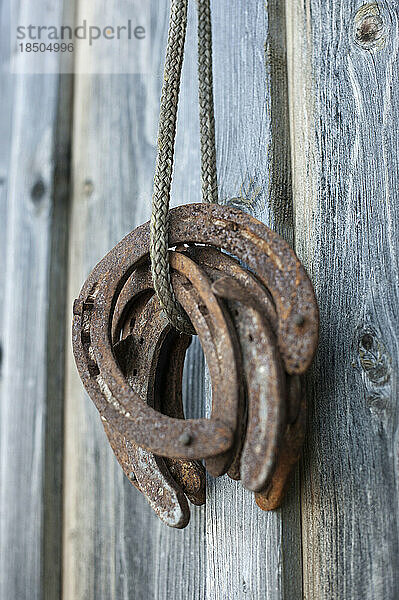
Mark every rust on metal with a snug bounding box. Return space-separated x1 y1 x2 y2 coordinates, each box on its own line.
210 274 286 492
169 252 243 476
255 377 306 511
112 292 191 527
72 202 319 526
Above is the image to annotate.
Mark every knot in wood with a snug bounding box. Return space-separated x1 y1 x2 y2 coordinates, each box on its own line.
354 3 386 50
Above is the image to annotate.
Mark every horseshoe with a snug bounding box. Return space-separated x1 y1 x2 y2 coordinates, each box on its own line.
210 275 286 492
255 376 306 510
182 246 286 491
76 255 242 477
116 284 206 504
72 203 318 464
110 294 191 528
169 252 243 475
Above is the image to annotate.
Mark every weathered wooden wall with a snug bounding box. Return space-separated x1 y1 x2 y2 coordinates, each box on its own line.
287 1 399 598
0 1 72 599
1 0 398 599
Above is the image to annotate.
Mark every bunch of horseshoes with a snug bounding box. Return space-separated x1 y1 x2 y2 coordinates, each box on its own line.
72 203 319 528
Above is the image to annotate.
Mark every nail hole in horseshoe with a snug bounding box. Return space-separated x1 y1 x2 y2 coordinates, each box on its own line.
81 330 90 345
198 304 209 317
88 361 100 377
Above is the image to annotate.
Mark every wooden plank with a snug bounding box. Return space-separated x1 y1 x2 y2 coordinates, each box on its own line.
0 0 14 383
0 2 71 599
205 1 302 599
63 3 207 599
42 69 73 600
64 0 302 597
287 1 399 597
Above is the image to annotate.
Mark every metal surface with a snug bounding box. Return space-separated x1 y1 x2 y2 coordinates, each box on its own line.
183 247 285 492
72 203 319 526
210 274 286 492
109 278 192 527
255 376 306 511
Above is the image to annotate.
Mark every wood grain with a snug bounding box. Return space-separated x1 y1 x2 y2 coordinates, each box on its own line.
0 1 71 599
7 0 397 597
205 2 301 599
287 1 399 598
63 3 208 599
63 0 302 598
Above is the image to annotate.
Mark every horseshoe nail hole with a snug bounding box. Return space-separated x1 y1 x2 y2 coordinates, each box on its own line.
198 304 209 317
132 368 138 376
248 334 254 342
139 337 144 345
81 330 90 345
88 361 100 377
234 309 239 317
178 431 192 446
294 314 306 328
83 300 94 311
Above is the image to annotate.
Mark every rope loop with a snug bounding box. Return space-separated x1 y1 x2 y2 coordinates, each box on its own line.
150 0 217 334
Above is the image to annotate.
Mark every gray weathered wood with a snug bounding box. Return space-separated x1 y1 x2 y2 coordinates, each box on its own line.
205 2 302 599
8 0 399 597
287 1 399 598
0 1 71 599
0 0 13 389
63 3 207 599
63 1 301 598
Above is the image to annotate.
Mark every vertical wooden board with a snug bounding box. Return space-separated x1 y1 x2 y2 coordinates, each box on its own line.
153 2 207 597
64 2 207 599
206 2 301 599
287 1 399 598
0 2 71 599
42 70 73 600
0 0 14 389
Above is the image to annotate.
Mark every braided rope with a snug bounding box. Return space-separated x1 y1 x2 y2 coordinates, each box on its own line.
197 0 218 204
150 0 218 334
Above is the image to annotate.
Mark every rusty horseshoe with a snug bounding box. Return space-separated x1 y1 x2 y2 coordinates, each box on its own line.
72 203 319 525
